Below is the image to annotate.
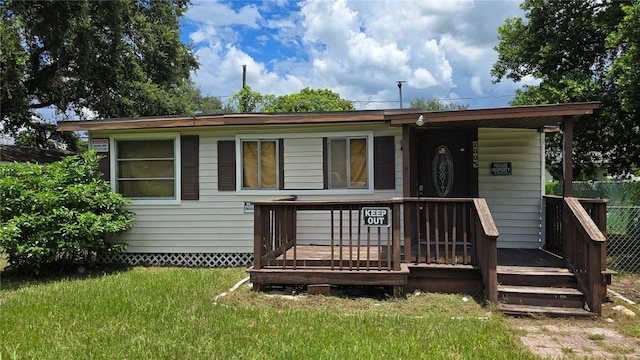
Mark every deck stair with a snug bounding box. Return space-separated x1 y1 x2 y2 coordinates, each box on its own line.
496 265 596 318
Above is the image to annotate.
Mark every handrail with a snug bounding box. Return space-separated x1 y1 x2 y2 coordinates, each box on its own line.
563 197 607 316
472 198 499 238
473 198 499 303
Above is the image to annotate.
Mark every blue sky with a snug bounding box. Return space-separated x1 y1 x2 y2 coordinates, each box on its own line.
181 0 538 110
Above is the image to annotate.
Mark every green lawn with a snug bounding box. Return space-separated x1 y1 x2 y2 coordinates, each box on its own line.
0 266 536 359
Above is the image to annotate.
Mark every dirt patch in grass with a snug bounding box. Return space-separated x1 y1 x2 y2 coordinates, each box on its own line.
514 323 639 359
218 283 494 319
508 272 640 359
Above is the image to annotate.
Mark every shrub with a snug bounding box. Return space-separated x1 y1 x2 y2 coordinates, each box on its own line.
0 151 134 274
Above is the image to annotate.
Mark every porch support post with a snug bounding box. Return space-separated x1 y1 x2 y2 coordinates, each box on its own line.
561 115 574 265
253 204 263 269
392 202 401 271
562 115 573 197
402 125 412 262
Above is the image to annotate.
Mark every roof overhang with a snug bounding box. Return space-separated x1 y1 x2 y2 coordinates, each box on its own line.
57 110 400 131
387 102 600 130
56 102 600 132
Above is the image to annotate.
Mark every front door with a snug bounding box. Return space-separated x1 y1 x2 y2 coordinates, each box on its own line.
417 129 477 198
411 129 478 262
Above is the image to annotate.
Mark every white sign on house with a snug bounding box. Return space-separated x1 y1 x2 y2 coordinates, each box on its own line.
91 139 109 153
360 207 391 227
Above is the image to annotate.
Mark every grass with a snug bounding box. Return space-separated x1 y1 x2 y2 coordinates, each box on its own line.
587 333 605 341
1 266 536 360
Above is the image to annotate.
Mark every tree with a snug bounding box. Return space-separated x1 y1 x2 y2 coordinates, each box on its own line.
262 88 354 112
185 82 227 114
491 0 638 178
228 86 273 113
409 98 469 111
0 152 134 274
228 87 354 113
0 0 198 151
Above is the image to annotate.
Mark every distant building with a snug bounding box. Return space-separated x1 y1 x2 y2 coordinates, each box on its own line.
0 145 73 164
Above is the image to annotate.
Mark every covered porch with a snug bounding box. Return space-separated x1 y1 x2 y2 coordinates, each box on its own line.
248 102 611 316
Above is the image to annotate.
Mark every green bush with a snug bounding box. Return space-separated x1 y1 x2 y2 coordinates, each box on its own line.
0 151 134 274
545 181 560 195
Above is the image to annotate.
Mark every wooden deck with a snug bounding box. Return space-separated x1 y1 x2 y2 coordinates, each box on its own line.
248 244 410 290
249 196 609 315
276 245 387 268
497 248 564 268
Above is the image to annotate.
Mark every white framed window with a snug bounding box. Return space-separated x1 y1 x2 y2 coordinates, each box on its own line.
241 139 279 189
234 131 375 195
328 137 368 189
112 134 180 203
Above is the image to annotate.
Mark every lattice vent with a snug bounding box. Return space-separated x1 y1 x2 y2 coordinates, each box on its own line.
98 253 253 267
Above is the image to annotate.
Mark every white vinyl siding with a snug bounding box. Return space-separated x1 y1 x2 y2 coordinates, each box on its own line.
283 138 324 189
295 132 402 246
478 128 543 249
96 124 402 254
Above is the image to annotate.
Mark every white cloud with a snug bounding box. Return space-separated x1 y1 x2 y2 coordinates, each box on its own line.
470 75 484 95
184 0 526 109
186 1 261 28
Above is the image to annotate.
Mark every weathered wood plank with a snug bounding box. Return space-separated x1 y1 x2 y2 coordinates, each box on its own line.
498 285 583 296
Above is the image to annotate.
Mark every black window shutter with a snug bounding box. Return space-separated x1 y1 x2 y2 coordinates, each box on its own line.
322 137 328 189
97 152 110 182
279 139 285 190
374 136 395 189
218 140 236 191
181 135 199 200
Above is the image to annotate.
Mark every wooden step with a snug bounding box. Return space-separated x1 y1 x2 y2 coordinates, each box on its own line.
498 285 585 308
498 285 582 296
497 265 572 274
497 266 577 287
498 303 595 318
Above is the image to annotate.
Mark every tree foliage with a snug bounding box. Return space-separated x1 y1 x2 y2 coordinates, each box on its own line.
262 88 355 112
0 0 198 150
229 87 354 113
409 98 469 111
491 0 639 178
0 152 134 274
228 86 273 113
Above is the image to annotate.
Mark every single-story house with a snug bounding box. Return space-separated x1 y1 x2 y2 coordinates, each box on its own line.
57 102 611 317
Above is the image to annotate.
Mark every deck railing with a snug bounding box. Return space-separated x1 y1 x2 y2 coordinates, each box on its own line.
402 198 499 302
544 195 607 315
252 197 498 302
253 197 403 272
544 196 608 257
544 196 564 255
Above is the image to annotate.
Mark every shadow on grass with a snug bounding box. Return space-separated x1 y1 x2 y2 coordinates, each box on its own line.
0 262 133 292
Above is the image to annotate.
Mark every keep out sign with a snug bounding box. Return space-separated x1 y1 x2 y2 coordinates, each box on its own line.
360 207 391 227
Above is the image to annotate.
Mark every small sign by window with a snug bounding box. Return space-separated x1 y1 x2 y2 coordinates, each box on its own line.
91 139 109 153
244 202 254 213
361 207 391 227
491 162 512 175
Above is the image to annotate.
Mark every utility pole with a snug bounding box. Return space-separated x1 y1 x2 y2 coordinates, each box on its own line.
242 65 247 88
396 81 406 109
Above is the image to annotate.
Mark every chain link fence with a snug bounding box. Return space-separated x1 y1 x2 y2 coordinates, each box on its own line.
607 205 640 273
549 181 640 273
